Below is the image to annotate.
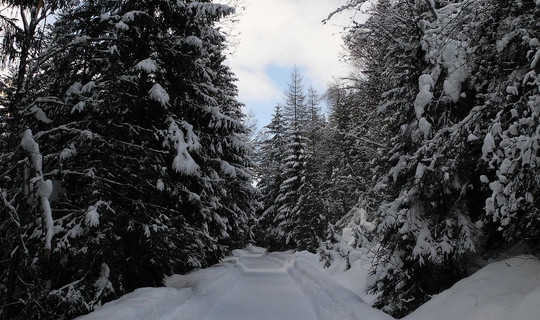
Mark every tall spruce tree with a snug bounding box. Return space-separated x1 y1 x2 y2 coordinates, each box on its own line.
270 68 309 249
255 104 287 247
0 1 255 318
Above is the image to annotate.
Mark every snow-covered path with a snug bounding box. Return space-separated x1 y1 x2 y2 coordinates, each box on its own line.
204 254 317 320
77 246 393 320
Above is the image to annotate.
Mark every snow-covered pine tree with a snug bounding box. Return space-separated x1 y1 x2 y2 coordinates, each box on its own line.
332 0 540 316
0 1 254 318
283 67 309 129
290 86 328 252
272 125 308 249
291 148 327 252
255 104 287 247
268 68 310 249
473 0 540 254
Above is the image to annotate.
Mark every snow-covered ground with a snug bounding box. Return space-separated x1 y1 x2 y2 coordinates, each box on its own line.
76 246 540 320
404 255 540 320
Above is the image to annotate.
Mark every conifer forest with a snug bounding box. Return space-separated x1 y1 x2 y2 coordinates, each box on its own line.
1 1 539 319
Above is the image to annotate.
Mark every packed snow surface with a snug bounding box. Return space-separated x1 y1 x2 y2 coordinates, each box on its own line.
205 253 317 320
77 247 540 320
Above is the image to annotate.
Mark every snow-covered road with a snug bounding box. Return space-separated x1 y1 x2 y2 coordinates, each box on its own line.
78 246 393 320
204 253 317 320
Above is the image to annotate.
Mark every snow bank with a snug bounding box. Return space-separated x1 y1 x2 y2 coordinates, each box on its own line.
404 256 540 320
78 258 241 320
159 259 242 320
75 287 192 320
333 255 377 305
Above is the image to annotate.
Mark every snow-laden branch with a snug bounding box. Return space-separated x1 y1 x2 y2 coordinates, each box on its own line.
20 129 54 252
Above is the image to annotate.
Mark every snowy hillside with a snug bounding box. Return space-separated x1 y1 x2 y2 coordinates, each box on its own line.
76 247 540 320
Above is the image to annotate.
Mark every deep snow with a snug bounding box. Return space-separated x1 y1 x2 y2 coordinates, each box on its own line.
77 246 540 320
404 255 540 320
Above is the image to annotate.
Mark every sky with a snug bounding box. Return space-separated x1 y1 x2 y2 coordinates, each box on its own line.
218 0 360 128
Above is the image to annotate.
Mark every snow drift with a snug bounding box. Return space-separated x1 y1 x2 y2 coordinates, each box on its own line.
405 256 540 320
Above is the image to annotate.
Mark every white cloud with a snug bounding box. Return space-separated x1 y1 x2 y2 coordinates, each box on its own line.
221 0 354 116
232 66 281 102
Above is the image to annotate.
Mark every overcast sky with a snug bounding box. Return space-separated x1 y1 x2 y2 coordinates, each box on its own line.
219 0 359 128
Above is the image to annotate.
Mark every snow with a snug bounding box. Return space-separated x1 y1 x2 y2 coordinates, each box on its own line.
531 48 540 69
77 246 389 320
60 144 77 160
156 179 165 191
85 206 100 227
482 132 496 158
438 38 469 102
480 175 490 183
37 179 54 250
149 83 170 106
404 256 540 320
135 58 158 73
81 81 96 93
418 117 431 137
220 160 236 177
186 35 203 49
71 101 85 113
21 129 44 171
100 13 110 21
72 36 90 44
122 11 145 22
442 40 457 69
497 34 513 53
21 129 56 250
37 179 53 198
205 255 317 320
167 120 200 175
414 74 434 119
115 21 129 31
66 82 83 96
95 263 114 298
76 246 540 320
506 86 519 95
414 163 426 182
31 106 53 123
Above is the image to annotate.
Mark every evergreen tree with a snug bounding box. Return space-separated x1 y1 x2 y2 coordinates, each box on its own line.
283 67 308 128
0 1 254 318
255 104 287 247
331 0 540 316
272 126 308 249
270 68 310 249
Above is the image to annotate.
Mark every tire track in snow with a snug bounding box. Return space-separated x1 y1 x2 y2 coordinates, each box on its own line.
267 252 393 320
